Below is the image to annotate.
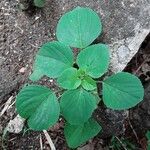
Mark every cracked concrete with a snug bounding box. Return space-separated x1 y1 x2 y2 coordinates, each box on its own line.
109 29 149 72
97 0 150 73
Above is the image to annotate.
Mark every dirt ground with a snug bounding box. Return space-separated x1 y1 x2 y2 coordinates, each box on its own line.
0 0 150 150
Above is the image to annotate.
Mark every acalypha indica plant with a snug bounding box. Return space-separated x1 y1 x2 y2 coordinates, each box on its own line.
16 7 144 148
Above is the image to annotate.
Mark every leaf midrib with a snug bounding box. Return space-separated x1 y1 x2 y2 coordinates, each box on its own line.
30 93 54 118
21 91 51 118
38 45 73 65
103 82 141 99
37 54 72 68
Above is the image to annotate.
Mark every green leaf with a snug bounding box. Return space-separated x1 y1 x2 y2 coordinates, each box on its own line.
64 118 102 148
16 85 60 131
82 76 97 91
77 44 109 78
34 0 45 7
146 131 150 140
30 41 74 81
56 7 102 48
146 131 150 150
57 68 81 89
60 88 97 125
102 72 144 110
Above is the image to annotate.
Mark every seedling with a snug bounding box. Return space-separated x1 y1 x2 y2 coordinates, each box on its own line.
110 136 136 150
16 7 144 148
146 131 150 150
19 0 45 10
34 0 45 8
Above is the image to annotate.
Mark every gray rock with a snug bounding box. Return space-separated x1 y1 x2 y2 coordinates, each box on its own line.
96 0 150 72
7 115 25 133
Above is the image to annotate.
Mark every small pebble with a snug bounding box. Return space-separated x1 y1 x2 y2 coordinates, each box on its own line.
49 79 54 83
19 67 26 73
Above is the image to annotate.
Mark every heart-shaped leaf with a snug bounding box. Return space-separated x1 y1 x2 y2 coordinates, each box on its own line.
60 88 97 125
77 44 109 78
30 41 74 81
64 118 102 148
102 72 144 110
16 85 60 130
56 7 102 48
57 68 81 89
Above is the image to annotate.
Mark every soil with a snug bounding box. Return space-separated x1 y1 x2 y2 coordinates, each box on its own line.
0 0 150 150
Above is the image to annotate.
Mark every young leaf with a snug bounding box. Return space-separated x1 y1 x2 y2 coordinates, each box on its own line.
81 76 97 91
34 0 45 7
102 72 144 110
56 7 102 48
57 68 81 90
60 88 97 125
146 131 150 139
146 131 150 150
64 118 102 148
77 44 109 78
30 41 74 81
16 85 60 131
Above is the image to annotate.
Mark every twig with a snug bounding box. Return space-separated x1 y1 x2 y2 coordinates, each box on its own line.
134 56 149 75
14 23 24 34
7 100 16 110
0 96 14 117
43 130 56 150
115 136 128 150
128 119 139 142
31 16 41 25
39 134 43 150
54 137 58 145
29 43 41 48
9 137 17 142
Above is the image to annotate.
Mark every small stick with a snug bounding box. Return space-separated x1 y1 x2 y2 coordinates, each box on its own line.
29 43 41 48
0 96 14 117
39 134 43 150
7 100 16 110
115 136 128 150
9 137 17 142
128 119 139 142
14 23 24 34
134 56 149 75
43 130 56 150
